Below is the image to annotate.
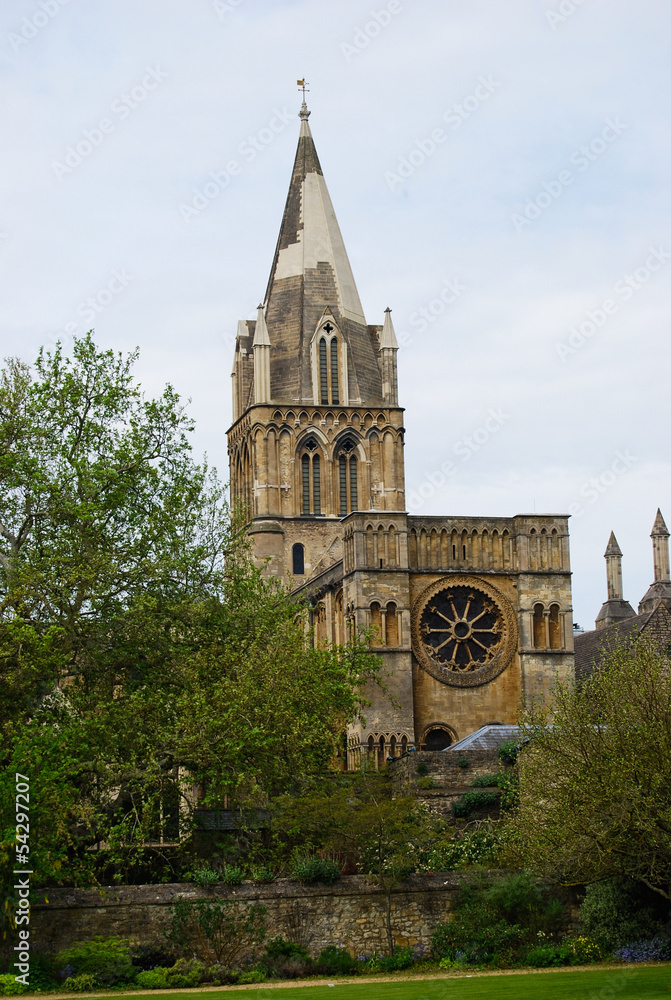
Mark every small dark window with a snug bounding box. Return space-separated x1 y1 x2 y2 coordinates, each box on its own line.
292 543 305 575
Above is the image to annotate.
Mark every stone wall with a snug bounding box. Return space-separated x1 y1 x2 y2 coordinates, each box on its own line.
389 749 504 817
27 874 463 960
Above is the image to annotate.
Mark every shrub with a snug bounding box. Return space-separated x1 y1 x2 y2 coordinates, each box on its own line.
186 864 220 887
525 944 575 967
61 973 100 992
54 936 135 987
292 856 340 884
497 741 519 765
239 969 267 983
471 773 503 788
165 896 267 966
416 762 429 777
417 776 435 790
614 937 671 963
249 865 274 883
452 790 499 818
221 864 245 885
564 935 603 964
135 968 170 989
579 878 667 951
260 937 313 979
418 825 501 871
431 873 565 966
316 945 358 975
457 757 470 769
0 975 30 996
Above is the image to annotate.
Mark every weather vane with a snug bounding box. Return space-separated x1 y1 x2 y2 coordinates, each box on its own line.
297 79 310 100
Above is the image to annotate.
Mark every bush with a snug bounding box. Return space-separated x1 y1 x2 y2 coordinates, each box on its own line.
497 741 520 765
0 975 29 996
419 825 501 871
614 937 671 963
564 935 603 964
221 864 245 885
239 969 267 983
165 897 267 966
135 968 170 989
416 762 429 777
316 945 358 975
260 937 313 979
452 790 499 818
186 864 220 887
579 878 667 951
292 856 340 884
417 776 435 790
54 936 135 987
525 945 575 967
61 973 100 992
431 873 565 966
471 773 503 788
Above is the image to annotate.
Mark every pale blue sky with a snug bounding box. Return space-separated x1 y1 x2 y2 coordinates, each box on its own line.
1 0 670 628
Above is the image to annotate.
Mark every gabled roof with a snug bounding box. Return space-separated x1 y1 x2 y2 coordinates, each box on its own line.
574 602 671 683
262 104 383 405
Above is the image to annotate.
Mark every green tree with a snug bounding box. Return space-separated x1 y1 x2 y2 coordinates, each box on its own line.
0 335 380 898
504 637 671 900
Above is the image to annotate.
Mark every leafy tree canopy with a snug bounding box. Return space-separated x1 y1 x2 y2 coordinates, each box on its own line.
0 335 380 891
504 638 671 900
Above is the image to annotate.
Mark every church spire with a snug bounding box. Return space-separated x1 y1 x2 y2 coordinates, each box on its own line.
595 531 635 629
638 509 671 614
262 102 382 405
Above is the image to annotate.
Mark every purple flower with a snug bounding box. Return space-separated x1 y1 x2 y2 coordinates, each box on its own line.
614 937 671 963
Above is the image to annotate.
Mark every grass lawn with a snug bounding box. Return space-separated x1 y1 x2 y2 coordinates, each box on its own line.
90 965 671 1000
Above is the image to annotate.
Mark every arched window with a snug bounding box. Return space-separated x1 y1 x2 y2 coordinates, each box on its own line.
423 726 453 751
549 604 562 649
533 603 545 649
337 438 359 515
386 602 399 647
317 322 344 406
292 543 304 575
319 338 328 404
330 339 339 403
300 438 322 515
370 602 383 646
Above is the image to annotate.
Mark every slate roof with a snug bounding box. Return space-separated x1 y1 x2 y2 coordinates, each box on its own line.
447 724 520 752
261 107 384 405
574 602 671 683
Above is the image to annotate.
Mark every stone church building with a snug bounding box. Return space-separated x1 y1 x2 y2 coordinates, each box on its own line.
228 101 574 766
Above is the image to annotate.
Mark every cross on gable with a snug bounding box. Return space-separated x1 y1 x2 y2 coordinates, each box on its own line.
323 322 334 334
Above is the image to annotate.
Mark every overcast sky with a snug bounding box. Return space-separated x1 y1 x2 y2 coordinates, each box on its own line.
1 0 669 630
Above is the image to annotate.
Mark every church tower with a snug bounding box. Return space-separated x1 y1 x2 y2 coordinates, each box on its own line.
228 99 573 766
228 100 405 582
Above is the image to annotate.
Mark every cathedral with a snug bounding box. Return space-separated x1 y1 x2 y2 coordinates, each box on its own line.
227 100 574 766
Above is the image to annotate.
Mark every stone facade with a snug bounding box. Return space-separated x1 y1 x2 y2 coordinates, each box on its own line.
227 102 574 763
27 876 463 959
